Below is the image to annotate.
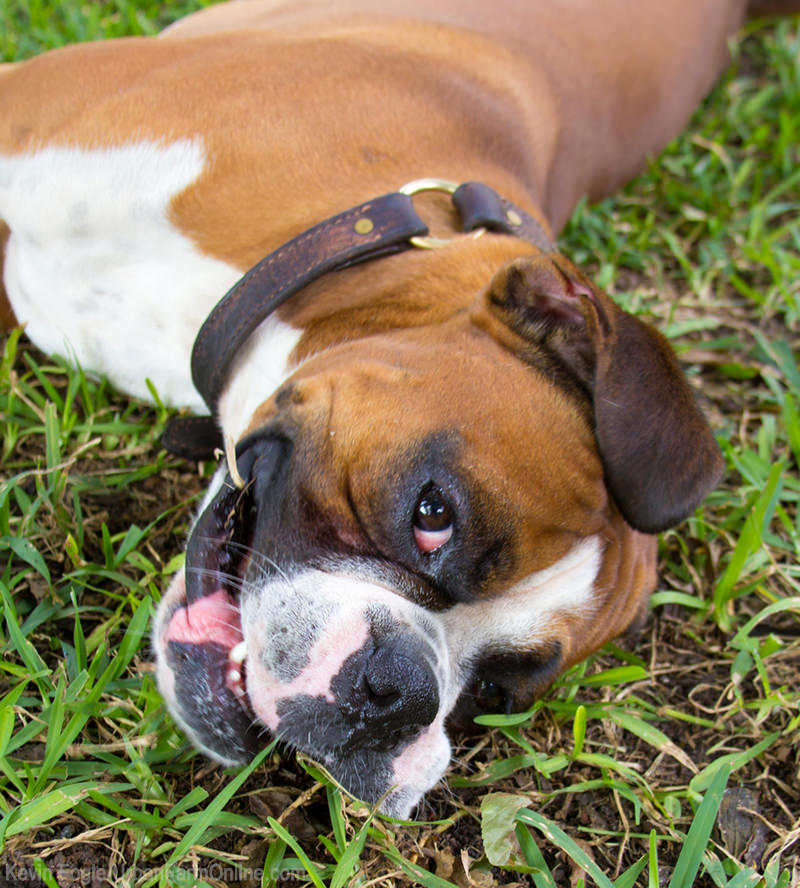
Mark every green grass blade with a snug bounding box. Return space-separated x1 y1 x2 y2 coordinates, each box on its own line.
166 744 273 865
267 817 327 888
329 805 378 888
572 704 587 757
32 859 60 888
1 781 97 840
668 763 731 888
714 461 784 628
515 823 557 888
648 829 659 888
517 810 616 888
690 733 778 794
614 855 648 888
383 845 461 888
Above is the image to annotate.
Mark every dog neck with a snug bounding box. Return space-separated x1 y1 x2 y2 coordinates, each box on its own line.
217 231 544 442
194 181 553 412
196 181 554 443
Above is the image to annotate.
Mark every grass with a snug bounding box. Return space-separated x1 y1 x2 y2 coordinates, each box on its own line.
0 2 798 886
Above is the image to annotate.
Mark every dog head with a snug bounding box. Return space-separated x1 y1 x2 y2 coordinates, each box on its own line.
154 252 723 817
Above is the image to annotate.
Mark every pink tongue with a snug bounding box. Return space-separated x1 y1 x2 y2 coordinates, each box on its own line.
165 589 243 649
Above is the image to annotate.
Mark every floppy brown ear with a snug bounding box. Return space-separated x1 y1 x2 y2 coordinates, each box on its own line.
486 254 725 533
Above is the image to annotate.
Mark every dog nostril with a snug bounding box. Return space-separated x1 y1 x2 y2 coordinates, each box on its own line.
363 641 439 730
364 649 403 706
366 686 402 708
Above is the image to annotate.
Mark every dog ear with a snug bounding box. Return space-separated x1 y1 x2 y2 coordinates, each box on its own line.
485 255 724 533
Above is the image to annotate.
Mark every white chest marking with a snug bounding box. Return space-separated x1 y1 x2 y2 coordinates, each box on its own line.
217 316 302 441
0 140 299 415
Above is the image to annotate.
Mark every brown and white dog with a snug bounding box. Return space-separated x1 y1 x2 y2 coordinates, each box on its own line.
0 0 791 817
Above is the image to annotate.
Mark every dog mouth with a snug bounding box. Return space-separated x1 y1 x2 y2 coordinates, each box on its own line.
183 468 258 709
164 589 251 712
158 438 288 761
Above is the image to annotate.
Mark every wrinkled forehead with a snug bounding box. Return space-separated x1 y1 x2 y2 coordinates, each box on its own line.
275 326 595 449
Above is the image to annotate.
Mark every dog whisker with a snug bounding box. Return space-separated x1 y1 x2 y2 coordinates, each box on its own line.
186 532 297 590
223 541 298 588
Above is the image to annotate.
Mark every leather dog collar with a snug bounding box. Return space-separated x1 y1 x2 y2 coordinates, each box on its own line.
163 180 553 459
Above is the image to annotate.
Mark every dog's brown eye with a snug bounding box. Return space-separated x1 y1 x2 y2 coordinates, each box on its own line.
413 487 453 553
474 678 508 713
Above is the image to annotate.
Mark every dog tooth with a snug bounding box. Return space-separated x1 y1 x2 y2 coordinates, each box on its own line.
230 641 247 663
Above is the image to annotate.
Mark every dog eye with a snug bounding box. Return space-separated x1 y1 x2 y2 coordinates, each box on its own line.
473 678 509 713
413 486 453 553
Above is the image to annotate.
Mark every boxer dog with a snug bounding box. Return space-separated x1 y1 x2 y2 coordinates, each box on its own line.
0 0 790 817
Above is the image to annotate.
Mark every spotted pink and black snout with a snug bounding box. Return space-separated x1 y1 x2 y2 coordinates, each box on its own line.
273 630 441 754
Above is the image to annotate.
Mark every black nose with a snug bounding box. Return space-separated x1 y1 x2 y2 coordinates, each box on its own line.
331 635 440 744
360 638 439 737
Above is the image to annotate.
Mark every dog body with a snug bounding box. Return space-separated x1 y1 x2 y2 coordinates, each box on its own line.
0 0 768 815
